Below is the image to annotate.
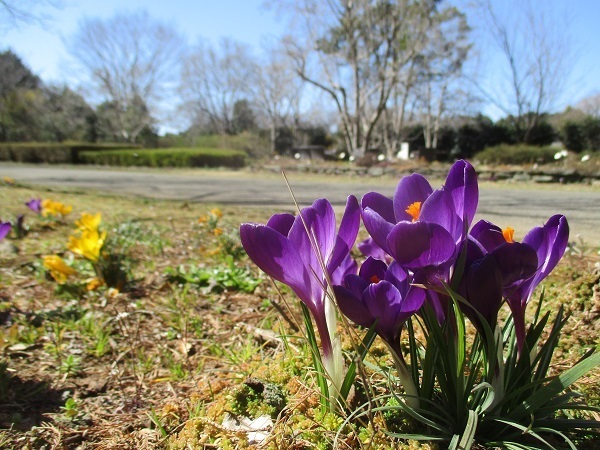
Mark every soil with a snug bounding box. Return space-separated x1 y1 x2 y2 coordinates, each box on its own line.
0 179 598 449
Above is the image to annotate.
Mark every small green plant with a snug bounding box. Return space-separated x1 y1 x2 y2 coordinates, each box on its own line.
164 258 261 293
61 397 81 420
59 354 82 377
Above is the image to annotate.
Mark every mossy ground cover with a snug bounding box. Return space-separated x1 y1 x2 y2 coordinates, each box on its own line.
0 179 598 449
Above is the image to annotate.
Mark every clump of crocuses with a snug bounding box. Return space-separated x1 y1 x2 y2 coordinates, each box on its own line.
240 160 598 447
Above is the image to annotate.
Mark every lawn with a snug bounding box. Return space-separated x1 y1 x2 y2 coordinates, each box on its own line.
0 177 598 449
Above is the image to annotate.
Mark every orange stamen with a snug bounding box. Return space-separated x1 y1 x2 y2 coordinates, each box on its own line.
370 275 381 284
502 227 515 243
405 201 422 222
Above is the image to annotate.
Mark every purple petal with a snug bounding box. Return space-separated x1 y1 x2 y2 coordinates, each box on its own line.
384 261 409 292
0 222 11 240
444 160 479 227
267 213 295 236
240 223 316 308
330 253 357 285
288 200 335 282
358 257 388 282
364 281 404 342
506 215 568 354
342 273 370 299
510 215 569 307
358 237 388 261
303 198 337 263
420 189 461 241
328 195 360 273
25 198 42 214
334 285 374 329
492 242 538 287
393 173 433 222
524 215 569 283
362 207 395 255
387 221 456 270
362 191 395 224
399 286 426 320
464 237 486 267
470 220 505 252
462 254 503 329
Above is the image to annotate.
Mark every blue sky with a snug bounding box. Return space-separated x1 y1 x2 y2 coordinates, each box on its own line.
2 0 599 119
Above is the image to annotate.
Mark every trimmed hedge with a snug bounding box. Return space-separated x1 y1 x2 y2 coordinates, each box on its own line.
474 144 556 165
0 143 139 164
78 148 246 168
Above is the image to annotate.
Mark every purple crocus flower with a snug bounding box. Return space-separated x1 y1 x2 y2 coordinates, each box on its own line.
470 215 569 352
240 196 361 390
0 221 11 240
334 257 425 350
26 198 42 214
334 257 425 408
458 238 538 334
361 160 478 277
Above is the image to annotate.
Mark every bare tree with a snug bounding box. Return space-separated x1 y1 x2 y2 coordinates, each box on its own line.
577 93 600 119
68 10 183 142
415 6 471 150
472 0 572 143
278 0 436 157
180 38 254 135
250 46 304 154
0 0 60 31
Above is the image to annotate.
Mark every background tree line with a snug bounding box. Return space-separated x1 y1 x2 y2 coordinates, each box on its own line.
1 0 599 159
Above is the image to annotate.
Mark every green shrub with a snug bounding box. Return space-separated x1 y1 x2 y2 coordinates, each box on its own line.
167 132 269 158
78 147 246 168
474 144 556 165
0 142 140 164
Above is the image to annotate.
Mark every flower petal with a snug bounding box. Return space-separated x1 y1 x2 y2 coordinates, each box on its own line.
470 220 505 252
462 254 503 329
240 223 316 308
328 195 360 273
362 207 394 255
362 191 395 224
358 237 388 261
523 214 569 283
266 213 295 236
393 173 433 222
330 253 357 285
444 160 478 227
364 280 404 342
492 242 538 287
384 261 409 292
420 189 461 241
387 221 456 270
334 285 373 329
0 222 11 240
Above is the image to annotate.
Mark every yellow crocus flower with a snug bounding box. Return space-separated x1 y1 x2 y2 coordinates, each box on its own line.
86 277 104 291
43 255 77 284
41 199 73 218
68 229 107 262
75 212 102 232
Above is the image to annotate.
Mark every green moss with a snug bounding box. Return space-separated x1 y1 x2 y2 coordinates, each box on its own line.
228 378 286 419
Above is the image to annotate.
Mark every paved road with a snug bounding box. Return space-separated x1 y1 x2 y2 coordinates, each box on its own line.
2 164 599 246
